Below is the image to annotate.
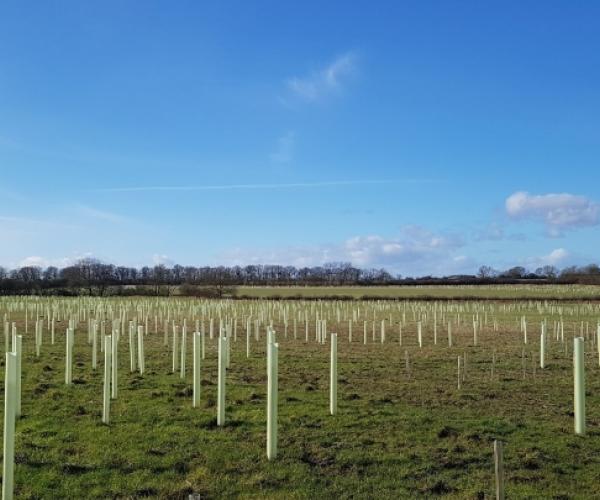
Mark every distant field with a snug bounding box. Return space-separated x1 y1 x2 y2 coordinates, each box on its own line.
235 284 600 300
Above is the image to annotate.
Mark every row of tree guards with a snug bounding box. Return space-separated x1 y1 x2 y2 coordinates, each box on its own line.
1 296 599 499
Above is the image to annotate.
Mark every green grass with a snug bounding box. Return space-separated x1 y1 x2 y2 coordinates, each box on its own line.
2 298 600 498
234 284 600 300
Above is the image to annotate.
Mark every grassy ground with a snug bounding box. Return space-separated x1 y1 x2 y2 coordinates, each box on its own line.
2 299 600 498
234 284 600 300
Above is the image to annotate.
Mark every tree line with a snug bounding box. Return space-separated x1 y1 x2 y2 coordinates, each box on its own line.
0 258 599 297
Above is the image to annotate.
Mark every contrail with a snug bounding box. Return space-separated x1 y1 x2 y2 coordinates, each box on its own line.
93 179 439 193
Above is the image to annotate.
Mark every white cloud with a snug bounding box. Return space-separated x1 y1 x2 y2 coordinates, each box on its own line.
18 253 93 269
221 225 470 276
19 256 49 268
285 52 357 103
545 248 570 265
152 254 174 266
269 131 295 164
525 248 570 269
506 191 600 236
342 226 463 268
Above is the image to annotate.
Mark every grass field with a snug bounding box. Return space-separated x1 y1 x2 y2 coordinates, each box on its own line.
2 296 600 498
234 284 600 300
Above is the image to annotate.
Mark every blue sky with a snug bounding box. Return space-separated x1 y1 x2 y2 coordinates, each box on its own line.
1 1 599 276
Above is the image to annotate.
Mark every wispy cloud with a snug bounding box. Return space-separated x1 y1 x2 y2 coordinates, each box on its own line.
94 179 438 193
74 204 131 223
0 186 29 203
472 221 526 242
0 214 80 230
285 52 357 103
0 135 20 149
0 215 44 225
269 131 295 164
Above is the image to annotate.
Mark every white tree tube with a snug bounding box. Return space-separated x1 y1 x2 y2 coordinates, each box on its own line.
111 330 118 399
3 352 17 500
128 324 135 372
574 337 585 435
14 336 21 418
494 440 505 500
65 328 73 385
217 336 227 426
92 323 98 371
180 326 186 379
35 321 40 357
330 333 338 416
597 324 600 367
172 326 179 373
103 335 112 424
267 342 279 460
540 330 546 369
193 332 201 408
246 320 251 358
137 325 144 375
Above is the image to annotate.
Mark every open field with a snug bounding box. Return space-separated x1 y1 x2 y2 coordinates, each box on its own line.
234 284 600 300
1 296 600 498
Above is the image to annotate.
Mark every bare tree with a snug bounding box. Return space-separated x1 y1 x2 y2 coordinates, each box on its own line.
477 265 497 279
